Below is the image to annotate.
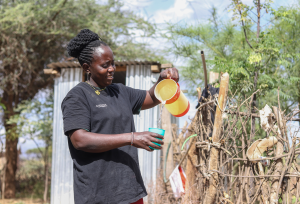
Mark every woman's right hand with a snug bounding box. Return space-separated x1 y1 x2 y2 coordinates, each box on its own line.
132 131 164 151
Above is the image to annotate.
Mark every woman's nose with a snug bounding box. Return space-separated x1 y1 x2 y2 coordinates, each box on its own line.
108 65 115 72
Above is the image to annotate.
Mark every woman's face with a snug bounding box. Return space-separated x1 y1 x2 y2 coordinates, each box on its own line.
87 45 115 88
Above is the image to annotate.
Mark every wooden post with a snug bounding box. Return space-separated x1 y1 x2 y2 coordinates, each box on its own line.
203 73 229 204
270 106 284 204
162 105 174 178
258 161 270 204
201 51 208 88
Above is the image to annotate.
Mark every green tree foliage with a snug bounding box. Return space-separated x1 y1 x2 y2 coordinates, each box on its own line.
271 5 300 112
16 156 47 199
0 0 161 198
165 1 300 112
16 146 53 199
7 90 53 201
8 91 53 151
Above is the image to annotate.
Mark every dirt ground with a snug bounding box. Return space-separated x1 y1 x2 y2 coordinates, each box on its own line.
0 199 47 204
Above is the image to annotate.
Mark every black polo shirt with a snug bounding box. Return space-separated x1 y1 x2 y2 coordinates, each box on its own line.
61 82 147 204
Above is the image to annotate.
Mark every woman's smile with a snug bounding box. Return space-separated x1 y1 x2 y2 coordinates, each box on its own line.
107 74 114 79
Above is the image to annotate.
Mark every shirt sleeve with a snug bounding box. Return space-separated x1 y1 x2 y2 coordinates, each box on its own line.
61 91 91 136
122 84 147 115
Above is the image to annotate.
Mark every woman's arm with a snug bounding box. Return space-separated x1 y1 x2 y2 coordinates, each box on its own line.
69 129 164 153
141 68 179 110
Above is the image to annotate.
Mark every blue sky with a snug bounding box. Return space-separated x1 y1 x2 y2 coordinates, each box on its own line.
121 0 298 24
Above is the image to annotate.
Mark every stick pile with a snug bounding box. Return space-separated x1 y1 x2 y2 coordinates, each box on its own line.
146 73 300 204
177 87 300 204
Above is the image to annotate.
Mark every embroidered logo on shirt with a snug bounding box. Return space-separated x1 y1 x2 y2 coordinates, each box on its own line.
96 104 107 108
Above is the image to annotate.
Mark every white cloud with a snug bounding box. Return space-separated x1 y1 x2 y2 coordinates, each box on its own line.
121 0 152 8
149 0 235 24
152 0 194 24
119 0 152 19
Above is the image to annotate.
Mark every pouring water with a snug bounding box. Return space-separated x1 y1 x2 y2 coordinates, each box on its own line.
157 101 165 128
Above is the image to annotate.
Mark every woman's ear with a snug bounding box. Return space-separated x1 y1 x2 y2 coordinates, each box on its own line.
82 63 90 74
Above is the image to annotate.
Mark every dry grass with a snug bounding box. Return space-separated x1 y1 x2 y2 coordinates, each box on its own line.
144 169 200 204
144 176 173 204
0 199 46 204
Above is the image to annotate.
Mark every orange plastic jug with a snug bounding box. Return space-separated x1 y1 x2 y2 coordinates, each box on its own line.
154 79 190 117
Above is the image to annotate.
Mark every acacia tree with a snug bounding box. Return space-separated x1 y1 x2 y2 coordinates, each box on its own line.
271 5 300 120
0 0 160 198
165 0 300 121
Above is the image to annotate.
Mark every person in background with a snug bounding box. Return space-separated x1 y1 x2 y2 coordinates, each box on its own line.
61 29 179 204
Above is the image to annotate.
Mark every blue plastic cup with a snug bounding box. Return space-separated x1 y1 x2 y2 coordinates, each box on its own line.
149 128 165 150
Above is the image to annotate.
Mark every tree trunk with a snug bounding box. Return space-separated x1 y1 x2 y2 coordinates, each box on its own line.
203 73 229 204
43 144 49 202
3 97 19 199
251 71 258 140
2 161 6 199
251 0 261 141
4 136 18 199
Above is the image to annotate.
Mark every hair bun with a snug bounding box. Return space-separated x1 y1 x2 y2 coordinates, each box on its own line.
67 29 100 58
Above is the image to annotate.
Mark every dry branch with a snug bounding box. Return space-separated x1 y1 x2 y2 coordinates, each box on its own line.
203 73 230 204
158 75 300 204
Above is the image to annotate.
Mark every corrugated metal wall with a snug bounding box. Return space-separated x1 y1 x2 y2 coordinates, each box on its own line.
126 65 161 188
51 68 82 204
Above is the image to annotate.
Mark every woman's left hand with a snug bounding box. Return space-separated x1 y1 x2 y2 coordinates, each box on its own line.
160 68 179 82
142 67 179 110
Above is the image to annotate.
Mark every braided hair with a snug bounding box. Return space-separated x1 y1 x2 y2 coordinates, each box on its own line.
67 29 108 66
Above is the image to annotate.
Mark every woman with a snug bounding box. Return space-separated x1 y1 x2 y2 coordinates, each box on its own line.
62 29 179 204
